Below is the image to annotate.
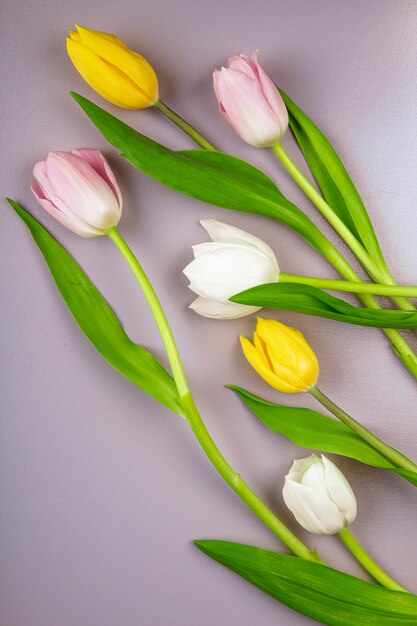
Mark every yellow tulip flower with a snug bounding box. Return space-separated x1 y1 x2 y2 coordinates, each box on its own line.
66 25 159 109
240 318 319 393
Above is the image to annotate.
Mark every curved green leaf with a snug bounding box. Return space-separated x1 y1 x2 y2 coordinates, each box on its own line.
8 199 183 416
279 87 389 273
71 92 338 260
195 541 417 625
230 386 417 488
231 282 417 328
230 386 394 468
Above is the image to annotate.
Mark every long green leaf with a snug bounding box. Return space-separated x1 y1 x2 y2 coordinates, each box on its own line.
280 88 389 273
71 92 338 261
230 386 417 488
231 282 417 328
8 199 183 415
195 541 417 625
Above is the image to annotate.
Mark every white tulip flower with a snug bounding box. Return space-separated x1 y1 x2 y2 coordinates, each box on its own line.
282 454 357 535
183 219 279 319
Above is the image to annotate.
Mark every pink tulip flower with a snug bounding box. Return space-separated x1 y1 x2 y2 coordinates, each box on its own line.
213 51 288 147
31 149 122 237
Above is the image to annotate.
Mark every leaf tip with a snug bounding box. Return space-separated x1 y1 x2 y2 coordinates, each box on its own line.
193 539 209 554
5 197 20 212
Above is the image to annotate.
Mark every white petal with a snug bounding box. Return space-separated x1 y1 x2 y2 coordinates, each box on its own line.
189 297 260 319
301 461 333 499
200 219 279 268
286 454 320 484
321 455 357 525
183 244 278 301
283 480 346 535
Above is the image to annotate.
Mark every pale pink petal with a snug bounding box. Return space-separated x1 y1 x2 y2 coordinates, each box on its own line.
250 51 288 132
45 152 120 230
30 181 103 237
214 67 283 147
72 148 123 209
213 69 226 113
32 160 90 221
228 54 257 79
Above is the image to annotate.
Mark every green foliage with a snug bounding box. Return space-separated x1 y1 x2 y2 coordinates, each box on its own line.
8 199 183 416
280 88 389 275
71 92 340 261
195 540 417 625
231 282 417 328
230 386 417 488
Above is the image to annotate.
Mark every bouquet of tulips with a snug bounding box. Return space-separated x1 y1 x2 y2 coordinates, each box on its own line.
7 24 417 625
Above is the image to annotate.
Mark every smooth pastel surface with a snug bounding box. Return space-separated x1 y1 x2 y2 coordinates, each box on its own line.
1 1 417 625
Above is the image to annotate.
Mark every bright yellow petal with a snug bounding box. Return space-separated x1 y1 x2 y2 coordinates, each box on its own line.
254 318 319 392
240 336 298 393
69 29 80 41
74 24 129 49
74 25 158 104
67 38 149 108
253 332 273 370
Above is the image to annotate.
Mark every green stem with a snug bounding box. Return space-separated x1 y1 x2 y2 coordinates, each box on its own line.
272 144 377 273
338 528 408 592
155 99 217 150
107 226 321 563
318 245 417 381
151 103 417 378
309 386 417 473
181 392 321 563
150 107 417 379
279 272 417 298
271 143 417 313
107 227 188 397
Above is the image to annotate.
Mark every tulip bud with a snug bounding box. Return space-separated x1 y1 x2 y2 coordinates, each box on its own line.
67 25 159 109
183 220 279 319
282 454 357 535
240 318 319 393
31 149 122 238
213 51 288 148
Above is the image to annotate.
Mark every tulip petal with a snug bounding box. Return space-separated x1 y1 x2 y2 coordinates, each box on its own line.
74 25 158 104
256 318 319 390
301 460 333 499
214 67 285 147
283 480 346 535
286 454 320 484
74 25 129 49
213 70 227 113
250 51 288 132
321 455 357 525
30 181 102 238
66 38 148 109
199 219 279 268
32 160 99 230
189 297 259 319
240 337 297 393
72 149 123 209
45 152 120 231
184 243 277 301
228 54 258 79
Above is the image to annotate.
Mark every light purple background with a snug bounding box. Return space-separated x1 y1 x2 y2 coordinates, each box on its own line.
2 1 417 624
